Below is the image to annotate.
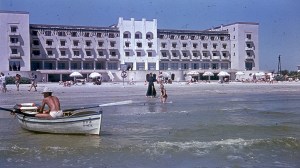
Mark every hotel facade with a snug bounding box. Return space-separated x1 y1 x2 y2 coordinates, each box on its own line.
0 11 259 82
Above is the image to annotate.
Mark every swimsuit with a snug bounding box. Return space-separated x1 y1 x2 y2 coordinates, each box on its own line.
49 110 63 118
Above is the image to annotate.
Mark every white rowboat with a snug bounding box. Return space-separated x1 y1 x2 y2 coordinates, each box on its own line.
15 110 102 135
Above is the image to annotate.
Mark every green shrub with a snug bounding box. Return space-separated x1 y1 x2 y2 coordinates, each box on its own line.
5 76 31 84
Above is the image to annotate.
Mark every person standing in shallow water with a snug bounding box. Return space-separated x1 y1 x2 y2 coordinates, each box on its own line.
28 73 37 92
160 83 168 103
146 73 156 98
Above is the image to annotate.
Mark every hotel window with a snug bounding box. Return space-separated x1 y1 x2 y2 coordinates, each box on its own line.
148 63 156 70
161 43 166 48
192 63 199 69
97 33 102 38
221 63 229 69
247 51 251 57
181 36 185 40
98 41 104 47
45 31 51 36
213 44 217 49
86 41 91 46
73 50 80 56
71 32 77 37
246 34 252 40
210 36 215 41
32 50 40 56
136 63 145 70
172 43 177 48
11 48 18 54
123 33 130 38
161 52 167 57
73 40 79 46
136 42 142 48
98 50 104 56
182 43 187 48
110 51 116 56
60 40 66 46
110 41 116 47
109 33 115 38
137 52 141 57
47 50 53 56
125 51 130 56
203 43 208 49
247 43 252 48
148 42 153 48
200 36 205 40
60 50 66 56
96 62 105 69
159 63 168 70
146 34 152 39
33 40 39 45
201 63 210 69
86 50 92 56
107 62 118 70
203 52 208 57
148 52 153 57
182 52 188 57
191 36 195 40
58 62 67 70
222 44 227 49
11 26 17 32
170 35 175 39
84 32 90 37
192 52 198 57
213 52 217 56
171 63 179 70
135 33 142 39
46 40 53 46
211 63 218 69
220 36 225 41
181 63 189 70
193 43 197 48
58 31 66 36
32 30 38 36
10 37 18 43
159 35 164 39
222 52 227 57
172 52 177 57
125 42 130 47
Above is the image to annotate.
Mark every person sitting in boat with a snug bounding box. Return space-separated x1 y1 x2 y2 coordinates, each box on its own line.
35 87 63 119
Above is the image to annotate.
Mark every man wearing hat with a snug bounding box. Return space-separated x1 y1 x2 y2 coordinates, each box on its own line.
35 87 63 119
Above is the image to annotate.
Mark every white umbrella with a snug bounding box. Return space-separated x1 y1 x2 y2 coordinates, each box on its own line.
70 71 83 77
203 71 214 76
217 71 230 77
187 71 199 76
161 72 171 78
255 72 265 77
89 72 101 78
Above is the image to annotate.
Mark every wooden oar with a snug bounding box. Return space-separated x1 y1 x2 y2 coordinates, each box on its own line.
0 107 36 117
63 100 133 112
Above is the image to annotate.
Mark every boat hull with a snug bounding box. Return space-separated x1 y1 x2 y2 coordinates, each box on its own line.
16 111 102 135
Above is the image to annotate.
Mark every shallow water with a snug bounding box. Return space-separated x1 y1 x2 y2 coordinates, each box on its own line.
0 83 300 167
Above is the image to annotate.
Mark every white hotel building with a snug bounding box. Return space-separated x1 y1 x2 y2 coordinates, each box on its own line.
0 11 259 82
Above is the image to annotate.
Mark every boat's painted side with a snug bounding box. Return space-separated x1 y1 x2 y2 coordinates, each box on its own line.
16 111 102 135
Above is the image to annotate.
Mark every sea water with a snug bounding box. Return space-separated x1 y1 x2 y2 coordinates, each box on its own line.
0 83 300 168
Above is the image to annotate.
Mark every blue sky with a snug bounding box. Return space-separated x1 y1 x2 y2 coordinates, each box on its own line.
1 0 300 71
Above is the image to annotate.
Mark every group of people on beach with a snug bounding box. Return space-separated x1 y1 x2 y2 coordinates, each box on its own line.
0 73 38 93
146 73 168 103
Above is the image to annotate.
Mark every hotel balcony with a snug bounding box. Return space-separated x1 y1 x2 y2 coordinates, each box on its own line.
135 46 144 51
46 54 56 59
221 56 230 60
45 45 57 49
160 56 170 60
72 55 82 59
58 54 69 59
181 46 190 50
9 42 21 46
170 56 180 60
245 38 252 42
191 56 200 60
96 45 106 49
59 45 69 49
245 47 255 50
108 46 118 50
72 45 82 49
202 56 211 60
108 55 119 60
246 55 255 59
10 53 21 59
84 45 94 49
9 31 20 36
181 56 191 60
212 56 221 60
96 55 107 59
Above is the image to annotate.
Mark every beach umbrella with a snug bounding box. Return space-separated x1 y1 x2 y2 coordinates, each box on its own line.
187 71 199 76
89 72 101 78
255 72 265 77
161 72 171 78
203 71 214 76
217 71 230 77
69 71 83 77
